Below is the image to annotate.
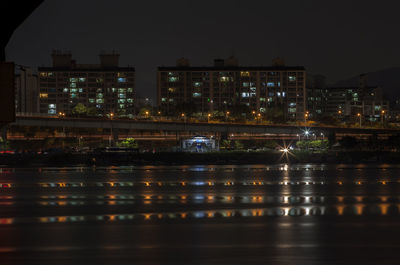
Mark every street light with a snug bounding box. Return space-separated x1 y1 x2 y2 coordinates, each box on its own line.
58 112 66 149
109 112 114 147
357 113 361 128
207 113 211 123
304 111 309 124
321 132 324 140
381 110 385 126
226 111 230 122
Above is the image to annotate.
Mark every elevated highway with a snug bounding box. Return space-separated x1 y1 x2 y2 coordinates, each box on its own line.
10 116 400 138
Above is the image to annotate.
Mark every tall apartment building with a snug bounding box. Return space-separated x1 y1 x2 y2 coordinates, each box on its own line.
157 57 306 120
15 67 39 114
38 51 135 117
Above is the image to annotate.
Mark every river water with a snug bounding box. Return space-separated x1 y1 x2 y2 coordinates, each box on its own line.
1 164 400 264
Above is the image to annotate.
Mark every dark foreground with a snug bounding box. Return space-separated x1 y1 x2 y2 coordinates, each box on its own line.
1 164 400 264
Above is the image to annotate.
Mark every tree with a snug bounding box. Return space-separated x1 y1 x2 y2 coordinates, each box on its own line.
234 140 244 150
174 101 198 116
72 103 87 117
221 140 232 150
316 115 339 126
118 138 138 148
230 103 251 121
264 104 285 123
86 106 98 117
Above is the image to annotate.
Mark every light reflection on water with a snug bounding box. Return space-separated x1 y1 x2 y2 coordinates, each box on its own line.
2 164 400 226
1 203 400 226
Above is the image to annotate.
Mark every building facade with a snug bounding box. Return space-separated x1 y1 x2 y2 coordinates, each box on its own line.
15 67 39 114
306 74 327 119
38 51 135 117
157 57 306 120
325 86 389 121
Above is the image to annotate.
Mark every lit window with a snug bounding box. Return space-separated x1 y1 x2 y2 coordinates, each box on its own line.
241 92 250 98
127 98 134 103
118 77 127 82
168 88 176 93
240 71 250 77
119 104 125 109
168 77 178 82
127 88 133 92
70 88 77 93
97 93 103 99
96 99 104 103
219 76 232 82
89 98 95 103
78 78 86 82
288 76 296 82
118 88 126 93
70 93 77 98
267 82 275 87
69 78 77 82
70 83 76 88
78 88 83 93
39 72 47 77
242 82 249 87
193 92 202 97
260 97 266 102
118 99 126 103
193 82 202 87
161 98 167 102
118 94 126 99
63 88 68 93
40 93 48 98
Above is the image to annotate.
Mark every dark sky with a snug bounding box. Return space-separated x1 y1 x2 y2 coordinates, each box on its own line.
6 0 400 100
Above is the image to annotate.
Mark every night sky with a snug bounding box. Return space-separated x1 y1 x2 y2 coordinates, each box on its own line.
6 0 400 101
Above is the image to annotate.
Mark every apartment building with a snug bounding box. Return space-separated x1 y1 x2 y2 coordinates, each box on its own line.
325 86 389 121
157 57 306 120
15 67 39 114
38 51 135 117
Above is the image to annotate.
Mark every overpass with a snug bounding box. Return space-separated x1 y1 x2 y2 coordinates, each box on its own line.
9 116 400 139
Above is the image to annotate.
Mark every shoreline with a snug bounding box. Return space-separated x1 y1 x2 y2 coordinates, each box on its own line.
0 150 399 167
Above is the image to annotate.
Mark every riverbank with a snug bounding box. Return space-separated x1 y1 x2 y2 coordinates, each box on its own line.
0 150 399 167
